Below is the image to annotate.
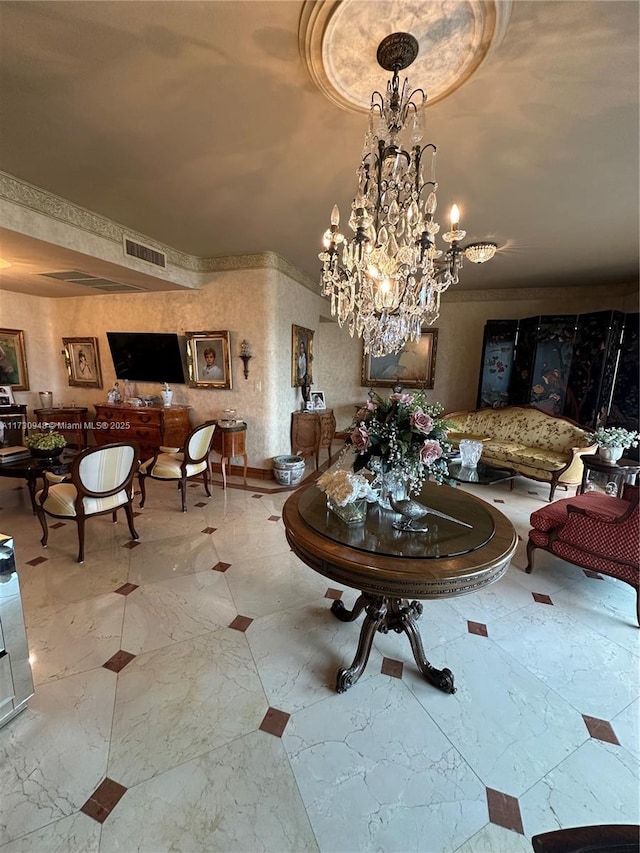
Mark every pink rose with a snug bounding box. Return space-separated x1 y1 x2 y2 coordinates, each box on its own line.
410 409 434 434
390 393 414 405
355 407 368 421
419 439 442 465
366 400 378 411
351 424 371 453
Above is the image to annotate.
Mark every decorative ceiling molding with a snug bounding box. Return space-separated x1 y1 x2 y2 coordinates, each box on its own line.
299 0 512 114
0 170 316 291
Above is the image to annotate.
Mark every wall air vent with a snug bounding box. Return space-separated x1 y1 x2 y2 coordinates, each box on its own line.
38 270 146 293
123 237 167 269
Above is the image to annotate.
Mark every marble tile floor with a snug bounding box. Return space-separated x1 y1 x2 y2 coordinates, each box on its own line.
0 463 638 853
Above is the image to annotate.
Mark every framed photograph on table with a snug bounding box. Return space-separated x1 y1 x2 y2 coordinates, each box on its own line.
62 337 103 388
0 328 29 391
186 330 232 389
292 325 314 387
0 385 15 406
361 328 438 389
311 391 326 410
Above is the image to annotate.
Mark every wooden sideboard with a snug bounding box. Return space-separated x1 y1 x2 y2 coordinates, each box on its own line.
291 409 336 469
35 407 88 449
93 404 192 460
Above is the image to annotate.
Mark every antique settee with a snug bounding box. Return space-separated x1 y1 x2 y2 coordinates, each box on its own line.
525 485 639 625
444 406 596 500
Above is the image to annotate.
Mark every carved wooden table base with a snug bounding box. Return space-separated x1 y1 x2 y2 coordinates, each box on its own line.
331 594 456 694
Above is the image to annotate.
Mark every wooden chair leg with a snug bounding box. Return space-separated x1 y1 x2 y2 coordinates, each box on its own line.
138 472 147 508
36 507 49 547
76 518 86 563
203 468 212 498
525 539 537 573
123 502 139 542
179 477 187 512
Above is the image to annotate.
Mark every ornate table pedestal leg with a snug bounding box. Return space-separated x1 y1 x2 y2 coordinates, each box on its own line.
330 593 456 695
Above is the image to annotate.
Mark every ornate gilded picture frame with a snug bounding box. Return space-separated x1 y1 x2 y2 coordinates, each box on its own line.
292 324 314 387
0 328 29 391
62 336 103 388
186 330 232 389
361 329 438 389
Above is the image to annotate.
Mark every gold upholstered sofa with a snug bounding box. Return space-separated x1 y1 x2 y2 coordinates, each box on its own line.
444 406 597 500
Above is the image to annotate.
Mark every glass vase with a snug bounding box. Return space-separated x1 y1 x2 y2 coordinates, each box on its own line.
375 469 408 511
327 496 367 524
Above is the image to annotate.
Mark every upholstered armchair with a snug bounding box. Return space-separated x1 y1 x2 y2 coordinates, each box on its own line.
36 442 140 563
525 484 639 624
137 421 216 512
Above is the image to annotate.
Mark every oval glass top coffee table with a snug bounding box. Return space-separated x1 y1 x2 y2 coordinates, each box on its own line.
283 481 517 695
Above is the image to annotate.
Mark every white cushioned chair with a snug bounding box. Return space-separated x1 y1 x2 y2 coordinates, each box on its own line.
137 421 216 512
36 442 140 563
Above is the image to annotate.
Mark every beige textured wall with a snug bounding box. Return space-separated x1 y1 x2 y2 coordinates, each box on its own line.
1 276 635 467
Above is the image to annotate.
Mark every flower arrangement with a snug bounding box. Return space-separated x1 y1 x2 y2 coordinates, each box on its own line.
587 426 640 450
316 469 377 506
347 390 452 493
25 430 67 451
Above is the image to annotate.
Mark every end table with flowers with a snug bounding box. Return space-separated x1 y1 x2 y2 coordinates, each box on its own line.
347 389 452 508
587 426 640 466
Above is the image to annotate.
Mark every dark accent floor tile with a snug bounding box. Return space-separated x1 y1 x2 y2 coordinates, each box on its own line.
114 583 139 596
252 494 263 499
486 788 524 834
493 498 505 504
132 511 142 518
103 650 136 673
51 521 66 529
532 592 553 605
194 501 208 507
527 490 539 495
325 588 343 600
582 714 620 745
26 556 48 566
467 620 488 637
122 540 141 550
584 570 603 579
229 615 253 632
212 561 231 572
81 778 127 824
260 707 290 737
268 515 281 522
201 526 217 534
381 657 403 679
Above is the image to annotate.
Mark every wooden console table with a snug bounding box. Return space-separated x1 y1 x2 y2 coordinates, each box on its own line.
210 421 248 489
35 407 88 449
93 403 191 461
291 409 336 469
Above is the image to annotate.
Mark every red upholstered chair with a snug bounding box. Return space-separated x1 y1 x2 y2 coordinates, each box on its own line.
525 484 639 625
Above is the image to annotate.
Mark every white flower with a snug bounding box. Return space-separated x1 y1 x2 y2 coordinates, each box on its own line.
316 470 377 506
588 427 640 449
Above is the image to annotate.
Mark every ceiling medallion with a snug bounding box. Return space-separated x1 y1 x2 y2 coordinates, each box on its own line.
300 0 512 114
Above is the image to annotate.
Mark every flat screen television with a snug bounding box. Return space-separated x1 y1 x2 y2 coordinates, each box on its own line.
106 332 185 384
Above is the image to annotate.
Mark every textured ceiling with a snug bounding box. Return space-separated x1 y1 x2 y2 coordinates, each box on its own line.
0 0 638 298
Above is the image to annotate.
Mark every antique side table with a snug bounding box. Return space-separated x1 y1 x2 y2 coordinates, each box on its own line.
34 407 89 449
283 481 517 694
579 454 640 498
210 421 248 488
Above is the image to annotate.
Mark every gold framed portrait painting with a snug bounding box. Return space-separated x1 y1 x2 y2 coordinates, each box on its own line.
292 324 314 387
0 328 29 391
62 336 103 388
186 331 232 389
361 329 438 389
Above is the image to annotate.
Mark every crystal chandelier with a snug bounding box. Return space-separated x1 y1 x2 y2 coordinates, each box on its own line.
319 32 497 356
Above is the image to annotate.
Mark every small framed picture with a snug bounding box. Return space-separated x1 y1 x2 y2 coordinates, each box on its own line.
0 385 15 406
0 328 29 391
361 329 438 389
186 331 232 389
311 391 326 410
62 337 103 388
292 324 314 387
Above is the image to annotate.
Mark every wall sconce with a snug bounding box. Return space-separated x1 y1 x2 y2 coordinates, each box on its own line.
239 340 253 379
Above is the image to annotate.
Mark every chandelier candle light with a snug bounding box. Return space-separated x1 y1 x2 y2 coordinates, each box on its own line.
319 32 496 356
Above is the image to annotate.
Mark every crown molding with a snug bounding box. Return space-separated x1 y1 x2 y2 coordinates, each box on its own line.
443 281 636 302
0 171 318 290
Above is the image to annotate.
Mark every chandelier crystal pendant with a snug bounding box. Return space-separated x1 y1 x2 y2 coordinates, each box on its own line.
318 32 496 356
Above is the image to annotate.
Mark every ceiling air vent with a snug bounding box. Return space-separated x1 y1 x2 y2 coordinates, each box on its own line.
123 237 167 269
